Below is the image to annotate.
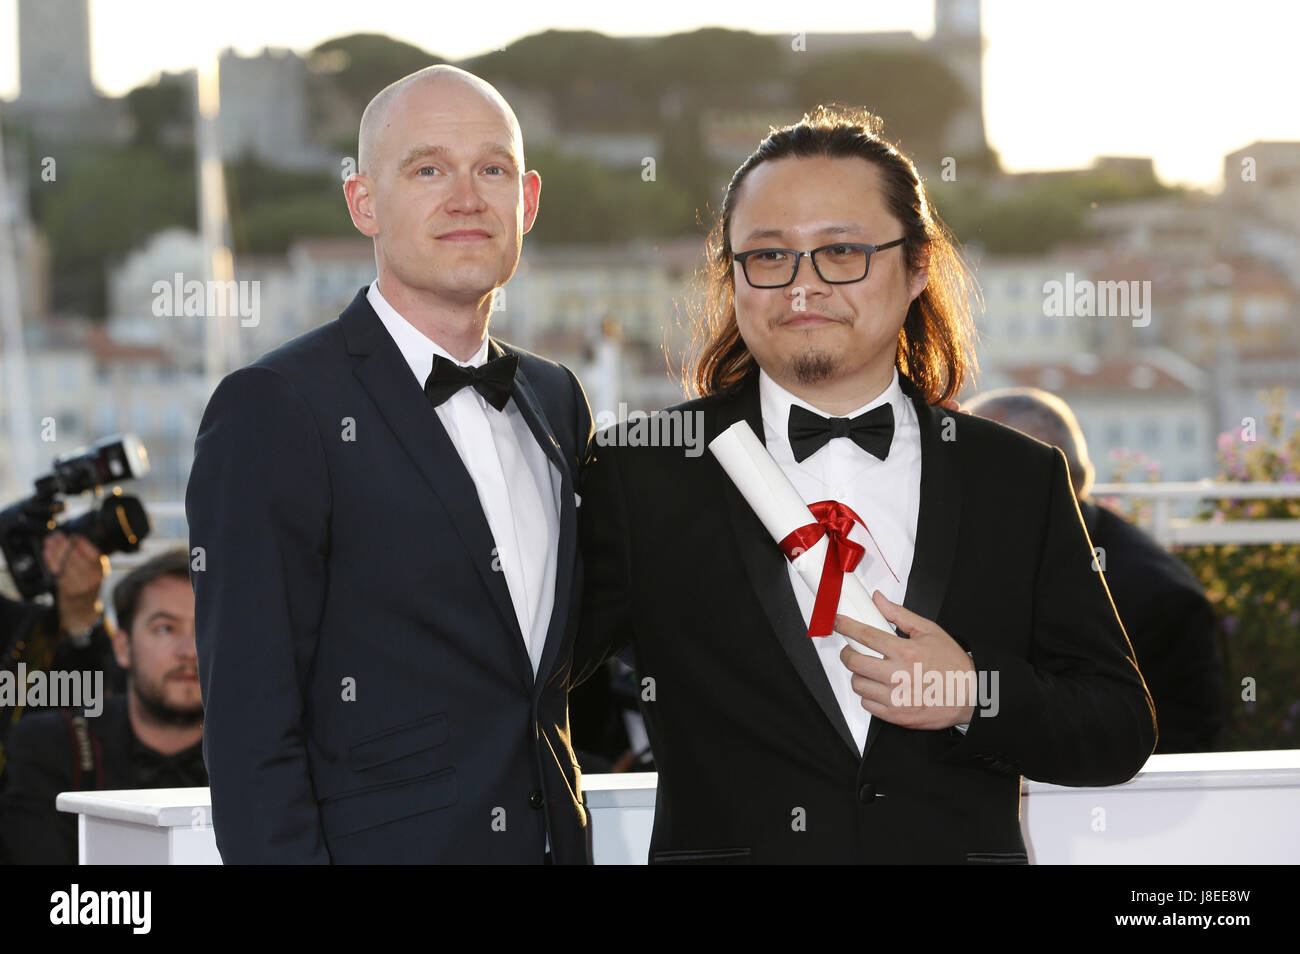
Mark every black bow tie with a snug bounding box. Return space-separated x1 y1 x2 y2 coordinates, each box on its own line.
787 402 895 464
424 350 519 412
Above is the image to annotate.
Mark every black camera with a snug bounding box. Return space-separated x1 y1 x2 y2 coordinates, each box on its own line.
0 435 153 600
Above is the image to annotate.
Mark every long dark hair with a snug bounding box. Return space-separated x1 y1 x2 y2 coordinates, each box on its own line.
686 105 979 405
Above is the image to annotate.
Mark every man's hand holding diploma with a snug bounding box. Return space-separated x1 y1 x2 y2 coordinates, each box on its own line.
837 590 977 731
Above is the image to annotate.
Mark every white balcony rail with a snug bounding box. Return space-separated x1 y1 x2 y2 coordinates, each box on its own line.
137 488 1299 549
13 485 1298 587
1090 481 1300 546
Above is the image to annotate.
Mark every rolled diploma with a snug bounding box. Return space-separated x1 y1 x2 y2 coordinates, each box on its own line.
709 420 889 658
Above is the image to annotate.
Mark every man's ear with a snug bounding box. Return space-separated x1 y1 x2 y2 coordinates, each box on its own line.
908 242 931 302
110 624 130 671
344 174 380 238
521 170 541 235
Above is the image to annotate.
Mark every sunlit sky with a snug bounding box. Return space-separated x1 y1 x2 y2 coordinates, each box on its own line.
1 0 1297 189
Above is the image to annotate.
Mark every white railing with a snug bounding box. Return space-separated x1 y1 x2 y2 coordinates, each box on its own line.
34 485 1300 580
1090 481 1300 546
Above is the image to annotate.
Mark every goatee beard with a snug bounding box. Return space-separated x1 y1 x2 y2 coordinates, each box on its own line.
789 350 837 385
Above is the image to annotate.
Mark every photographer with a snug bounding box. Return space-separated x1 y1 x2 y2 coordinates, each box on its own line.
0 532 125 769
0 548 205 865
0 435 151 776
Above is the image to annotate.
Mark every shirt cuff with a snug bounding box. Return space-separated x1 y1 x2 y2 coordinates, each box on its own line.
953 649 975 733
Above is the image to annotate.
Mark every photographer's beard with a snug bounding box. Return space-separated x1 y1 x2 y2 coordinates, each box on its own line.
130 662 204 729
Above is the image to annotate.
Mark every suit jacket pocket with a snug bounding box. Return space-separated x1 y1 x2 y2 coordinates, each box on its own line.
966 850 1028 865
348 711 449 771
319 767 458 838
652 847 752 864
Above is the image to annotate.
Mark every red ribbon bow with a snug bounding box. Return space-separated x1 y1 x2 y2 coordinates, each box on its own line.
778 500 898 638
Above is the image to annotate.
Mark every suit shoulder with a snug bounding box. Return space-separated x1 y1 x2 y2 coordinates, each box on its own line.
947 410 1060 470
586 391 716 470
1089 503 1156 552
660 389 728 417
8 695 128 749
201 323 345 415
588 387 715 442
1088 503 1207 597
245 321 346 385
5 708 72 751
3 708 84 781
497 338 581 386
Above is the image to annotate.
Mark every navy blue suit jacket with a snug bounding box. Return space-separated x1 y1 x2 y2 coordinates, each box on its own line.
186 287 593 863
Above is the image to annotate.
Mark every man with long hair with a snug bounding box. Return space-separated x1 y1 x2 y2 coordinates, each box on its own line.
574 105 1156 864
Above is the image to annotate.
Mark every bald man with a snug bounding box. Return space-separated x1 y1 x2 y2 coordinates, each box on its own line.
187 66 593 863
966 387 1225 753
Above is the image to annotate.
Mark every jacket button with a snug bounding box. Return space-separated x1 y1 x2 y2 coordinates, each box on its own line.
858 783 876 804
529 790 544 809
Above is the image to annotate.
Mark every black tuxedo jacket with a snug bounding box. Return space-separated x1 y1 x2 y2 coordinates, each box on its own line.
186 287 593 864
574 369 1157 864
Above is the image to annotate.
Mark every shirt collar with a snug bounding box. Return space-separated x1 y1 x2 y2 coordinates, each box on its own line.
367 279 489 385
760 365 906 451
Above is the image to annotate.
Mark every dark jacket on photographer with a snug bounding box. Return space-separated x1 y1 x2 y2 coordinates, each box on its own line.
0 595 124 774
0 694 205 864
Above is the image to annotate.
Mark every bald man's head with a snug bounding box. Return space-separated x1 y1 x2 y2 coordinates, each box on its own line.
357 65 524 178
966 387 1096 500
342 63 541 327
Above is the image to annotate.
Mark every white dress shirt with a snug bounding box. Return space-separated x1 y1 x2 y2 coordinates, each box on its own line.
759 367 923 754
367 280 561 676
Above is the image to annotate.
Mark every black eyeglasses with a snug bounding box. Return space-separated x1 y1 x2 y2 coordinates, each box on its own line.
732 238 905 288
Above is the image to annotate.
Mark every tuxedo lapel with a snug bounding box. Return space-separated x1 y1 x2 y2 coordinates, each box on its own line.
896 374 962 625
339 291 534 689
710 373 860 759
495 339 579 696
861 372 965 761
